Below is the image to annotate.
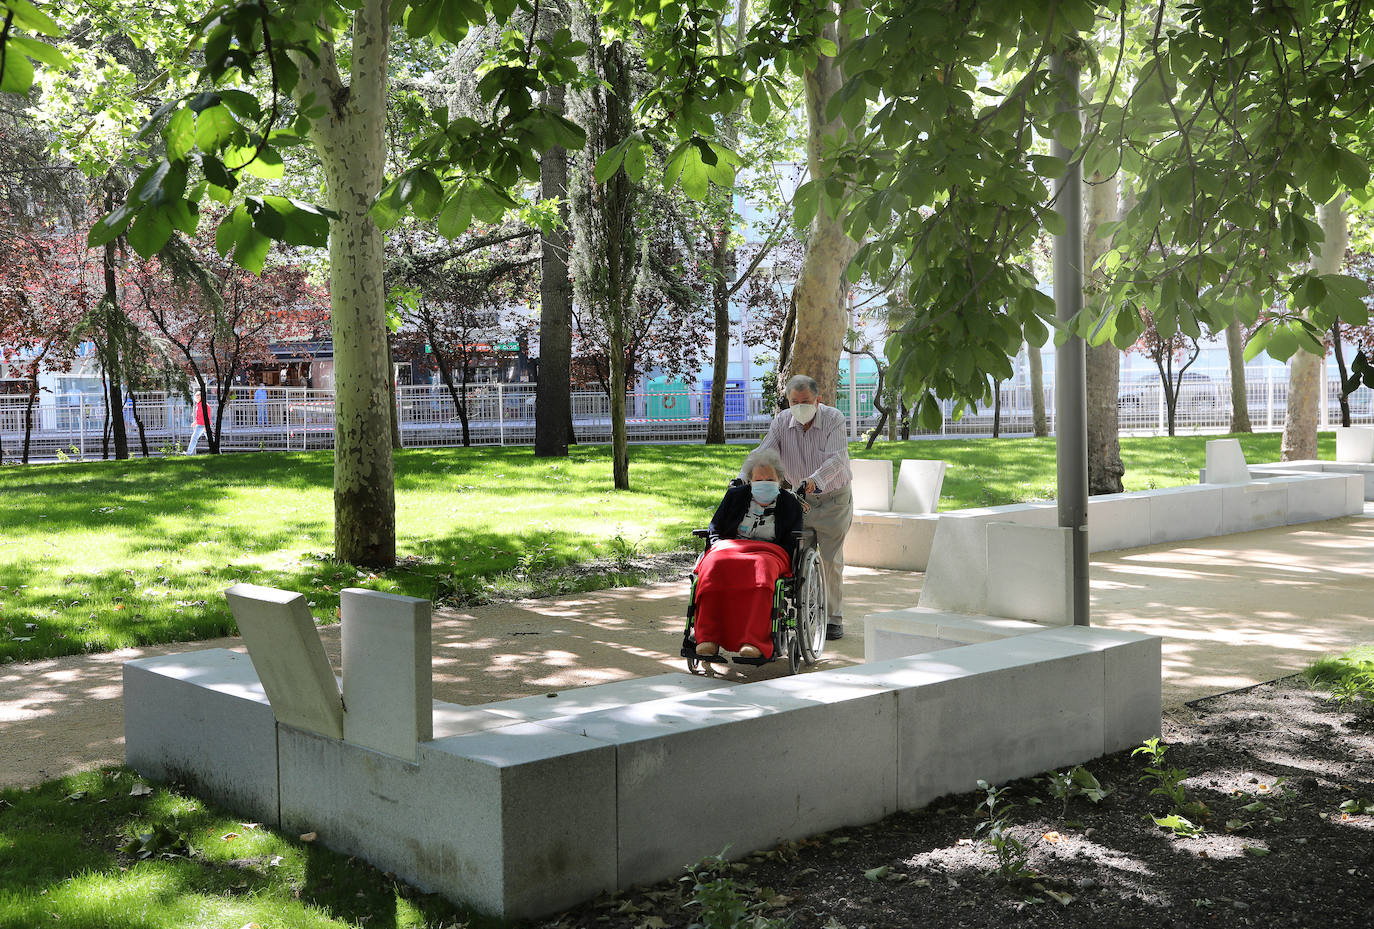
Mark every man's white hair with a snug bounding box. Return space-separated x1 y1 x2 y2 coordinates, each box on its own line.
785 374 819 398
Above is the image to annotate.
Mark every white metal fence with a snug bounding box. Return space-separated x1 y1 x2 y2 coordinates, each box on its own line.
3 367 1372 462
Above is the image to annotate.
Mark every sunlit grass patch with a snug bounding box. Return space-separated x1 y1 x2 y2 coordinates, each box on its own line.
0 432 1322 662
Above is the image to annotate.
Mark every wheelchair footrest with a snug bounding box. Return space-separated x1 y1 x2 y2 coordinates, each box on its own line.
681 647 728 664
730 655 774 666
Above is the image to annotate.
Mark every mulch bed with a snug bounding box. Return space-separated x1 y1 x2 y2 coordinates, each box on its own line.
530 676 1374 929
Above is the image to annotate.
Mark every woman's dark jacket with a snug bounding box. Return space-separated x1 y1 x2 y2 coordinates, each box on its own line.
707 484 805 566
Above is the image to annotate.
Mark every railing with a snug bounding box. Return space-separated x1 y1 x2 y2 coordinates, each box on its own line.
3 369 1372 462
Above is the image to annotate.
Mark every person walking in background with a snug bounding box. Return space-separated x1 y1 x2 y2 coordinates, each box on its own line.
740 374 853 640
187 390 210 455
254 383 268 426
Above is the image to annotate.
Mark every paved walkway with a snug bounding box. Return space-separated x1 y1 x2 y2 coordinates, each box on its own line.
5 510 1374 789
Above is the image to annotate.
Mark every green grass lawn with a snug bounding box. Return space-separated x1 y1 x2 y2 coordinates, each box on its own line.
0 767 479 929
0 432 1327 663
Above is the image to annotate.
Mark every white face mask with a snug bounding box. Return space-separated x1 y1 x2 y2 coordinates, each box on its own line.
789 402 817 425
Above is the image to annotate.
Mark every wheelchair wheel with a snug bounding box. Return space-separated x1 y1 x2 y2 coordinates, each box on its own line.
686 654 701 674
796 547 827 663
787 630 801 675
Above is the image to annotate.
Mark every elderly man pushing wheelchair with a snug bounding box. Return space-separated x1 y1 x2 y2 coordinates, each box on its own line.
738 374 853 641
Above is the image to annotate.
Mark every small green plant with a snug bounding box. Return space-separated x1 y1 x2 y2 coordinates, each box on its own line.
119 820 193 860
514 541 552 578
974 780 1037 883
1040 765 1112 816
1304 646 1374 714
682 850 786 929
1133 738 1207 835
608 527 648 571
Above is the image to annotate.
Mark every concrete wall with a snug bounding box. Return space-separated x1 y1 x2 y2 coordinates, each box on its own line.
125 622 1159 921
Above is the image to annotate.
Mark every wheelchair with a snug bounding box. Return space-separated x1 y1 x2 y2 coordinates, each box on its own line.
679 524 828 676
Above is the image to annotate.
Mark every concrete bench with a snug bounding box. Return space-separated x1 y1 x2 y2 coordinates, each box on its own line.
125 583 1160 921
846 458 947 570
1224 427 1374 501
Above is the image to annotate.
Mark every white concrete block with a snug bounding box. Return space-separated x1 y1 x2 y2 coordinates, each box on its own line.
1203 438 1250 483
844 511 939 570
1284 473 1357 523
1033 626 1162 753
341 588 432 760
480 673 730 723
533 684 899 889
864 608 1043 662
1146 486 1222 544
1086 493 1152 552
892 459 947 514
123 649 279 825
985 523 1074 625
1218 481 1289 534
920 504 1056 614
1336 425 1374 463
850 458 894 511
855 635 1107 808
226 583 343 738
278 720 617 921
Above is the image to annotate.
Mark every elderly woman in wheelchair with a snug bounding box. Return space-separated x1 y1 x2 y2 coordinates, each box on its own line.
680 447 828 674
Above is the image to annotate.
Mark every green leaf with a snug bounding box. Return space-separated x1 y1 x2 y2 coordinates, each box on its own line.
232 226 270 274
919 394 943 430
679 144 709 201
0 48 36 94
8 0 63 35
594 139 630 184
437 187 473 238
793 180 819 232
1266 323 1298 362
1031 154 1067 178
215 206 246 257
1042 208 1066 237
624 140 648 185
195 105 237 152
87 204 136 248
239 147 284 180
406 0 443 37
749 87 770 125
165 108 196 161
8 34 69 68
1243 323 1272 362
127 207 173 258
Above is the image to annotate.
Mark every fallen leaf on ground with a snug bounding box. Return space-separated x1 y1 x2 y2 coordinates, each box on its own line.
1042 831 1062 843
129 783 153 797
299 831 317 842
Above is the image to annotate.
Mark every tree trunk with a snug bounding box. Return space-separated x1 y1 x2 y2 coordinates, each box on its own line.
783 2 859 403
458 361 471 447
386 336 402 449
706 226 731 444
101 234 129 460
129 389 149 456
22 372 38 464
1283 197 1345 461
1332 323 1351 428
535 79 573 458
1225 317 1252 432
992 380 1002 437
298 0 396 567
1027 340 1048 437
1084 172 1123 494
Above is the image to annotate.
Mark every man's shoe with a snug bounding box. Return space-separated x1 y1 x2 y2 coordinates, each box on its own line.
825 622 844 641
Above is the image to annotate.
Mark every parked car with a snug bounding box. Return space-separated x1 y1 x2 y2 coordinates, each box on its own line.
1118 371 1222 413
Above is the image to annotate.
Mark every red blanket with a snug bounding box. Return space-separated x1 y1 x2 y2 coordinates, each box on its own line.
692 538 791 658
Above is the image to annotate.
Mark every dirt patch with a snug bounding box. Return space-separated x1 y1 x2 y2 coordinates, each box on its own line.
532 676 1374 929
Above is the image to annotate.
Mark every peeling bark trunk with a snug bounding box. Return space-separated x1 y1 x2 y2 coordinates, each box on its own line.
1283 197 1345 461
296 0 395 567
784 2 859 403
535 78 573 458
1084 173 1123 494
1225 317 1252 433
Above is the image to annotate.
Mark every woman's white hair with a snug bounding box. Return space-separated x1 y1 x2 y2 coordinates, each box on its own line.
742 447 785 480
